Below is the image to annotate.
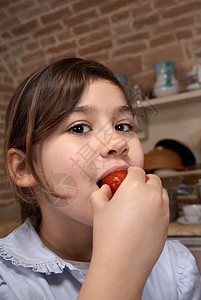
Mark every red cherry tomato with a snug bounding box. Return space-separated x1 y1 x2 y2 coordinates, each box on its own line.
100 171 127 195
145 175 149 182
100 171 150 195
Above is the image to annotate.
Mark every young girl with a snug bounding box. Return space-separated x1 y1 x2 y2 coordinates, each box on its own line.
0 58 200 300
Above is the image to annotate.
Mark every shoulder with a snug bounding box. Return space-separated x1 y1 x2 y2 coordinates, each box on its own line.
0 220 38 267
166 240 201 298
143 240 201 300
162 239 200 277
0 221 68 299
0 220 66 275
161 239 193 263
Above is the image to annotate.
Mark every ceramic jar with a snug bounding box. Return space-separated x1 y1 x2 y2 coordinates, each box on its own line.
153 61 180 98
115 74 127 85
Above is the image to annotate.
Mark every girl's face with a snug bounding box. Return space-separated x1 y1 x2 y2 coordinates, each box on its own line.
34 80 144 227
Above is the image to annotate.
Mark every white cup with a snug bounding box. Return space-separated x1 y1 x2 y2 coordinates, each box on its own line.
182 204 201 223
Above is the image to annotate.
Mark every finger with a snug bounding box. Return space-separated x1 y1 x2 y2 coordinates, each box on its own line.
145 173 163 192
127 166 146 182
90 184 112 213
162 188 170 226
145 173 162 185
162 188 170 212
162 188 169 202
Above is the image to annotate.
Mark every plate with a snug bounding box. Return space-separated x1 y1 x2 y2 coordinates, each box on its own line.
177 216 201 225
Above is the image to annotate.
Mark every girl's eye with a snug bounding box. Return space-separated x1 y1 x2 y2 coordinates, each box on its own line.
115 123 134 132
69 124 91 134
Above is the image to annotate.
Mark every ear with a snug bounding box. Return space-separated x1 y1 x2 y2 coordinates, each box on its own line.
7 148 37 187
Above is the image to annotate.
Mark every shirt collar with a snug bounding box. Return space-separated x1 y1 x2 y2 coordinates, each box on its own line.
0 219 85 281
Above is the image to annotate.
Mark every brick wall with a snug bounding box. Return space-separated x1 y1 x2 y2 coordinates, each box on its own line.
0 64 15 206
0 0 201 206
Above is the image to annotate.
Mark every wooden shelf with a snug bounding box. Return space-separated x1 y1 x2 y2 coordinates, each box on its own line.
159 169 201 190
177 194 197 201
168 222 201 237
137 89 201 109
159 169 201 178
157 170 201 213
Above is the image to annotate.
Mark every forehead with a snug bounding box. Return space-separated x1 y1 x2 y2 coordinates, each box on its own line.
78 79 127 106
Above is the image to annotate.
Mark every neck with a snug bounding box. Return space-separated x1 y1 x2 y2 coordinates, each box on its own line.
38 212 93 262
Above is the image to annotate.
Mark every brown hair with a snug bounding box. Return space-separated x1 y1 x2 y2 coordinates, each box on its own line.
4 57 132 227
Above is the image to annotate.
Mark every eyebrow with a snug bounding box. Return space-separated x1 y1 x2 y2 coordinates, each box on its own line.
71 105 96 114
71 105 133 115
118 105 133 115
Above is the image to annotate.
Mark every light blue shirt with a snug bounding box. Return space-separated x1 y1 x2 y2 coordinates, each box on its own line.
0 220 200 300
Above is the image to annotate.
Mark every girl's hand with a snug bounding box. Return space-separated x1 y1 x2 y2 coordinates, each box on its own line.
84 166 169 300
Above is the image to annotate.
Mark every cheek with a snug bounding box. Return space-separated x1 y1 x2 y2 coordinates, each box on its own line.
129 139 144 168
141 154 145 168
69 149 98 183
137 151 144 169
138 142 144 166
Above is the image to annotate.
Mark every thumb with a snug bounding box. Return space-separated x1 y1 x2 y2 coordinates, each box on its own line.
90 184 112 213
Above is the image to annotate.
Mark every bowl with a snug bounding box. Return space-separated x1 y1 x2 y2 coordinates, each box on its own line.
155 139 195 167
144 146 185 171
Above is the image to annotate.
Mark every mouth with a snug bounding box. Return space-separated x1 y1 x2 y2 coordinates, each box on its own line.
96 165 129 188
97 180 101 188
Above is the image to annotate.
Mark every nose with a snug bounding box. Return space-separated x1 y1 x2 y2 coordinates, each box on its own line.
100 131 129 158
